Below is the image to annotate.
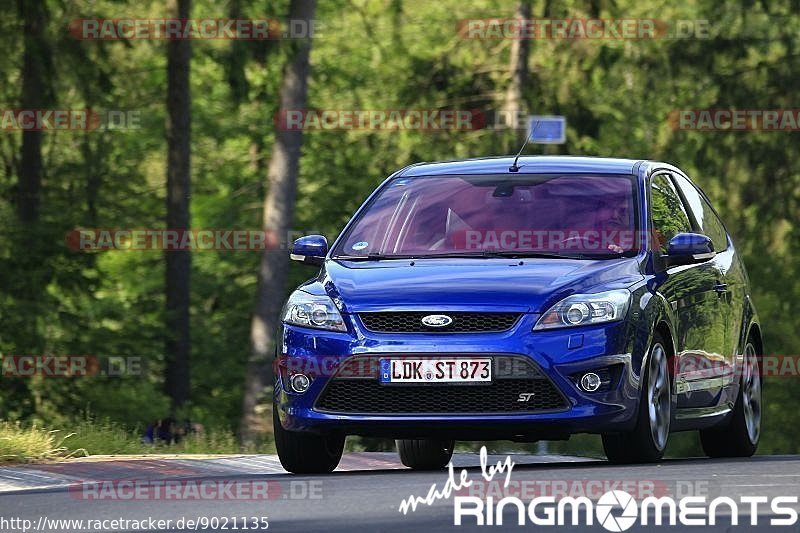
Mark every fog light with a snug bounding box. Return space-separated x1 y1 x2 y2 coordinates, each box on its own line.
289 373 311 393
580 372 602 392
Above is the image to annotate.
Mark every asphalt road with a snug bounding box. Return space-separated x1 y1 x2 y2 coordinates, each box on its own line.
1 453 799 532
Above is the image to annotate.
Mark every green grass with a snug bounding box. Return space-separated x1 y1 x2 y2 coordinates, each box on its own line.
0 419 275 464
0 422 80 463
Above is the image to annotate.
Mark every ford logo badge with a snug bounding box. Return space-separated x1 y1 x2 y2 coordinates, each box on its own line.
421 314 453 328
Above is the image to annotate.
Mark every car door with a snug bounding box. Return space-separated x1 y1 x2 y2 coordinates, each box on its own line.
672 173 740 397
649 172 727 408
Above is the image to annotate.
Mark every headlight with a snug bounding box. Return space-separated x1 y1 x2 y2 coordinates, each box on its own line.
533 289 631 330
282 291 347 331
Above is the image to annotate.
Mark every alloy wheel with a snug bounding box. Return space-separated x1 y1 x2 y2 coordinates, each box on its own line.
742 343 762 444
647 343 670 451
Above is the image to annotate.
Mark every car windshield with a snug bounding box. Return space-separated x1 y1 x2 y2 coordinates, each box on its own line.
333 174 639 259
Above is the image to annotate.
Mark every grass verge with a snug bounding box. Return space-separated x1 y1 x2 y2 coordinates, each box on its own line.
0 419 275 464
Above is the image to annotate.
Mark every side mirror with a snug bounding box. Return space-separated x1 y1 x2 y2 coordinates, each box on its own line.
664 232 715 267
290 235 328 266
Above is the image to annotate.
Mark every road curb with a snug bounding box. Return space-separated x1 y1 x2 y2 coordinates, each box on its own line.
0 452 591 494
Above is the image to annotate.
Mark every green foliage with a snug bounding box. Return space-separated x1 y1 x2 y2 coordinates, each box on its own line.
0 418 275 463
0 422 79 463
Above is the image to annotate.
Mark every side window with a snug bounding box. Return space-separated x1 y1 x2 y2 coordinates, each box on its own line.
649 174 693 253
672 174 729 252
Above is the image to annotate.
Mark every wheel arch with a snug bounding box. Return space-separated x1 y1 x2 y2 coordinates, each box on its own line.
747 322 763 354
654 320 675 357
636 287 678 381
747 322 764 378
653 320 677 390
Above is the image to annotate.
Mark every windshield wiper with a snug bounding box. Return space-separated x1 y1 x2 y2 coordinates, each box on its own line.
332 252 418 261
486 251 574 259
453 250 579 259
333 250 601 261
407 250 583 260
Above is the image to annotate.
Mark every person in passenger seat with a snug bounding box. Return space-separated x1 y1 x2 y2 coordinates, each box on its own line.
593 196 632 253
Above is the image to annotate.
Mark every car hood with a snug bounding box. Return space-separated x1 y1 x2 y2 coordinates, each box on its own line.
300 257 643 313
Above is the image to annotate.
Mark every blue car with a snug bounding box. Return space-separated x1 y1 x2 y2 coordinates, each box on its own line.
273 156 763 473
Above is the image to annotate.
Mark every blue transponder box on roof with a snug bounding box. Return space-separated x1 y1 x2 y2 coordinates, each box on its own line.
529 115 566 144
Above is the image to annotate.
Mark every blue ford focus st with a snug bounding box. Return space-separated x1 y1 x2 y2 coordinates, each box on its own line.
273 156 763 473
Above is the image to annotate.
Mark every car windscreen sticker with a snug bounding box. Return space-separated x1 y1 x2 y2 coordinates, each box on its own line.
352 241 369 250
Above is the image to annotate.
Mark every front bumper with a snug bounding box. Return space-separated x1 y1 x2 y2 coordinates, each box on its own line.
274 313 644 440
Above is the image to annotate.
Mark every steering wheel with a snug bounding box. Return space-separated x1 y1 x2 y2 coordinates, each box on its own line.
557 234 623 253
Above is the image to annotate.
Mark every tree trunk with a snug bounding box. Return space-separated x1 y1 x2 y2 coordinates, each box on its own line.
240 0 317 445
226 0 249 105
164 0 192 411
501 0 532 151
7 0 52 375
17 0 51 224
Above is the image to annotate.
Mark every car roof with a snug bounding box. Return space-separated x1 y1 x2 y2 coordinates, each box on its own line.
398 155 647 178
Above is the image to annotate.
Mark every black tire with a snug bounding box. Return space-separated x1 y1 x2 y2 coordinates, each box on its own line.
396 438 454 470
700 341 761 458
273 406 345 474
602 332 672 464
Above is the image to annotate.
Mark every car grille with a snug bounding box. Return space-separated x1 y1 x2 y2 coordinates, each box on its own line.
314 355 568 415
358 312 521 333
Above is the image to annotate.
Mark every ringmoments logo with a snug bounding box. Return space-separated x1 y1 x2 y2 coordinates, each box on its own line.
594 490 638 531
397 447 799 530
451 491 799 529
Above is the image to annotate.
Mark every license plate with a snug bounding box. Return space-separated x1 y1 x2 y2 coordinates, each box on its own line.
379 358 491 383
